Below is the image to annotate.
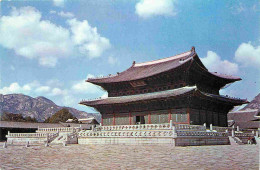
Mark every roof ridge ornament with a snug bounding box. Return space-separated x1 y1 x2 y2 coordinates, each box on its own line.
132 61 136 66
191 46 195 52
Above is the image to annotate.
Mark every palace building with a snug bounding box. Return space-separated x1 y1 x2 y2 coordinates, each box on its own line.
80 47 248 127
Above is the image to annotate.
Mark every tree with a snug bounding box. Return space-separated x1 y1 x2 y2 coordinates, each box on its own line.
44 108 77 123
1 111 38 122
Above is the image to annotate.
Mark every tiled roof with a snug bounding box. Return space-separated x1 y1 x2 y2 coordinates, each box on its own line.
228 109 260 129
0 121 61 128
88 47 241 84
88 50 195 83
80 86 196 106
80 86 248 106
209 72 241 80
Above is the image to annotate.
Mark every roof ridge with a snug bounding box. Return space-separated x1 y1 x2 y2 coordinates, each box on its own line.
134 49 193 67
80 85 197 102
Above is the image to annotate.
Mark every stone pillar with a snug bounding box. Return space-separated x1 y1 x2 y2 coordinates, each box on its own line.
91 125 94 131
45 142 49 147
99 123 102 127
63 141 67 146
237 126 239 132
210 124 213 131
26 141 29 147
172 126 177 138
225 129 228 133
256 130 259 137
203 123 206 127
170 120 173 129
232 129 235 137
3 142 7 148
8 131 10 135
252 131 255 135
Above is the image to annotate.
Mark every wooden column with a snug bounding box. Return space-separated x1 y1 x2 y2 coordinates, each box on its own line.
129 112 132 125
168 109 172 123
187 108 190 124
148 112 151 124
101 116 103 126
113 113 115 125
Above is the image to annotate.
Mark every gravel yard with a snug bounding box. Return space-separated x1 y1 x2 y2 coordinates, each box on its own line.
0 143 259 170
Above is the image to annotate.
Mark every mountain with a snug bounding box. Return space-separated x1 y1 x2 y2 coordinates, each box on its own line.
0 93 101 122
242 93 260 110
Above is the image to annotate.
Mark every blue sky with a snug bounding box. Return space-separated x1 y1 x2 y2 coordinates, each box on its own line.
0 0 259 113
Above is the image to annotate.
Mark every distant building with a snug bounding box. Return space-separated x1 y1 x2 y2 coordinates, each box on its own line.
228 109 260 129
80 47 247 127
66 117 99 124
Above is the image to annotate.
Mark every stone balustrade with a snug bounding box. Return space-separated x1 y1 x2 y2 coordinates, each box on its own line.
175 124 206 131
212 126 232 132
177 130 228 137
37 127 77 133
78 130 175 138
6 133 48 138
100 123 171 131
234 132 254 137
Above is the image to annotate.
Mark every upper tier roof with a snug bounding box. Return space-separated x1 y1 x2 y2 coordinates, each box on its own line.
80 86 248 106
87 47 241 84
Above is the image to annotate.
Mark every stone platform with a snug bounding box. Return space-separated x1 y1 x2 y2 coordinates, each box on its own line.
6 123 258 146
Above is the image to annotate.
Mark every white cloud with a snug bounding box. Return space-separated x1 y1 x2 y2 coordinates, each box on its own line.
50 88 67 96
50 10 57 14
53 0 65 7
67 18 111 58
58 11 74 18
10 65 15 71
0 6 73 67
235 42 260 69
135 0 177 18
201 51 239 75
230 3 246 14
108 56 119 65
35 86 50 93
0 6 111 67
0 82 32 94
0 78 107 111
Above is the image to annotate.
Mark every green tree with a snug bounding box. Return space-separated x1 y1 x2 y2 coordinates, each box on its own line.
44 108 77 123
1 111 38 122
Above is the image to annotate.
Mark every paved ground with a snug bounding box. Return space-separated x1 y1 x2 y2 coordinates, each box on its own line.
0 143 259 170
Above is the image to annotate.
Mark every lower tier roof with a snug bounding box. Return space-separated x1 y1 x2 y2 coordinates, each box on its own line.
80 86 248 106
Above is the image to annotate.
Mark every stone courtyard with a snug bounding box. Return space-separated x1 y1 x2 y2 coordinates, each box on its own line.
0 143 259 169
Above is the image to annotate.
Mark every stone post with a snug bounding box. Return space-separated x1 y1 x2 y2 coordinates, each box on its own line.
256 130 259 137
26 141 29 147
252 131 255 135
100 123 102 127
8 131 10 135
92 125 94 131
170 120 173 129
203 123 206 127
63 141 67 146
210 124 213 131
45 142 49 147
3 142 7 148
225 129 228 133
172 126 177 138
232 129 235 137
237 126 239 132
